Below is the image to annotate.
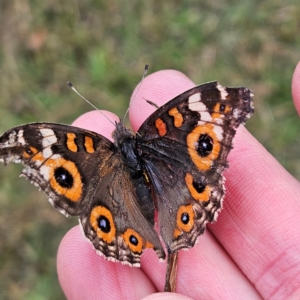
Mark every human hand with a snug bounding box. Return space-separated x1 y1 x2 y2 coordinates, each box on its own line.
57 65 300 299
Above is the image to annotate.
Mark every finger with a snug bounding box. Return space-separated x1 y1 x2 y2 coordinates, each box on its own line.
209 122 300 298
71 110 118 141
141 230 261 299
292 61 300 115
129 69 195 131
130 70 260 298
141 292 193 300
57 226 157 299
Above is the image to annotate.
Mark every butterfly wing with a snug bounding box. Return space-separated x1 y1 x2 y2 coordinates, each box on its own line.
0 123 165 265
137 81 253 253
79 154 165 265
0 123 111 216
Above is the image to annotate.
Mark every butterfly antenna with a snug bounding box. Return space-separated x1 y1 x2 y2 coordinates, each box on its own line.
123 63 149 122
67 82 115 126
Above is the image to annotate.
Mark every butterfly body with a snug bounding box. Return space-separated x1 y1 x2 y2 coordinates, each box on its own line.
0 81 253 267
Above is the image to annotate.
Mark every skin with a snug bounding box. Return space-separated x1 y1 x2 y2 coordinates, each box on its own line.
57 62 300 300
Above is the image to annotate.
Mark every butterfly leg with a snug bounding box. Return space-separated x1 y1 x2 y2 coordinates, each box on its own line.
164 251 179 292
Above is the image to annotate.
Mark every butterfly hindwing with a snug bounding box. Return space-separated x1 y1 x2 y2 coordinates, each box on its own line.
79 156 165 266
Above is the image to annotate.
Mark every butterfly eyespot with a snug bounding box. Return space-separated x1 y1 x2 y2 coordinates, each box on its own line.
129 234 139 246
122 229 143 253
219 104 226 112
187 125 221 171
54 166 74 188
185 173 211 202
23 146 38 158
25 148 33 155
175 205 195 233
90 206 116 243
197 134 213 157
47 158 82 202
213 103 231 115
181 212 189 224
98 215 111 233
192 179 205 193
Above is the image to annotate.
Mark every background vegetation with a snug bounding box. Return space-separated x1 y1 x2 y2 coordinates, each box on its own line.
0 1 299 299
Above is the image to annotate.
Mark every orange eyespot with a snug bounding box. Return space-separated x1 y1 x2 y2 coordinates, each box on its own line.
23 146 38 158
174 205 195 238
214 103 231 114
27 147 83 202
212 103 231 120
122 228 143 254
185 173 211 202
186 124 220 171
49 158 83 202
90 206 116 243
122 228 154 254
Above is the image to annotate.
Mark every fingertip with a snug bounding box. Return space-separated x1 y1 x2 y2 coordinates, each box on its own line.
72 110 119 141
141 293 193 300
129 70 195 131
291 61 300 116
141 248 167 291
57 226 105 299
57 226 157 299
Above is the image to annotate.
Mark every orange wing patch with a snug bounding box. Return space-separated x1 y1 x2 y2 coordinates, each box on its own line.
155 118 167 136
168 107 184 128
66 133 78 152
84 136 95 153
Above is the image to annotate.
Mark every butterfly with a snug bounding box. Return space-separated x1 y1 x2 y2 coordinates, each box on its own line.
0 80 253 291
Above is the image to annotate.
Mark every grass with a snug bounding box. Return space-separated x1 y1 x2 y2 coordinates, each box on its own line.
0 1 299 299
